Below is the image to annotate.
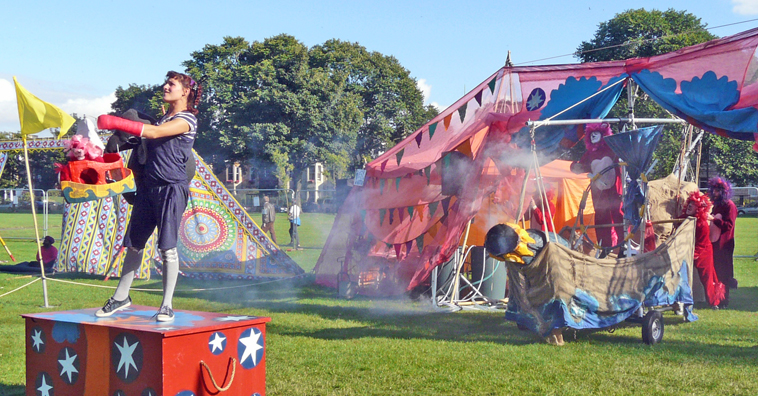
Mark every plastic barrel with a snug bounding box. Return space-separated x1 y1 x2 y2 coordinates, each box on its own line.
470 246 507 300
436 255 458 294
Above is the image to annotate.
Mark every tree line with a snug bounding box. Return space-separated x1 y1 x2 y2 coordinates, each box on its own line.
2 8 757 192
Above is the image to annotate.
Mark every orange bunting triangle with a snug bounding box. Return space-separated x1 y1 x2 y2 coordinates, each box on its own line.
443 114 452 130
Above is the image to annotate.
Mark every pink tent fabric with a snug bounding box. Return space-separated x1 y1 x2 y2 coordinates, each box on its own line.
315 27 758 294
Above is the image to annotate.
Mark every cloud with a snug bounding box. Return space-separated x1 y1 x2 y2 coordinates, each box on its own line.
417 78 432 104
732 0 758 15
0 77 114 132
59 92 116 119
0 79 18 131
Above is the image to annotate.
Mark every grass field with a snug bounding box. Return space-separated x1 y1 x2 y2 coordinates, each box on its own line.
1 214 757 395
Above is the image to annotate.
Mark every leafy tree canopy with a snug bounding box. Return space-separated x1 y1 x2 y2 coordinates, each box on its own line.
572 8 755 183
142 34 437 190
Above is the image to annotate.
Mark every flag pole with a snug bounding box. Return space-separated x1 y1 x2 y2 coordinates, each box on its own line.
22 135 50 307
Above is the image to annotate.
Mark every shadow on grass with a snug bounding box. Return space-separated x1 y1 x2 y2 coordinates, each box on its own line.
0 384 23 396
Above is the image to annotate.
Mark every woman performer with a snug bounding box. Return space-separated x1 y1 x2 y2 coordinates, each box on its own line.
94 71 202 321
708 177 737 308
681 191 725 309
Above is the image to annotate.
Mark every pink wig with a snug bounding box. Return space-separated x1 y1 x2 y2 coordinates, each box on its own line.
682 191 712 221
583 123 613 150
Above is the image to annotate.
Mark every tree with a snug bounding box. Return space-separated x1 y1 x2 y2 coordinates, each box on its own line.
110 84 163 118
575 8 734 181
309 40 437 169
180 35 434 191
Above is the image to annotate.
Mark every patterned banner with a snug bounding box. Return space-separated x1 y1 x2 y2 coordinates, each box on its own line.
0 139 68 151
56 150 304 280
178 155 303 280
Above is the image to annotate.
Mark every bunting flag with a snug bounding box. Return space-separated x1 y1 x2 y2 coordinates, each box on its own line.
379 208 386 226
415 205 424 221
443 114 453 130
395 176 401 191
396 148 404 166
424 166 431 185
389 208 395 225
394 243 402 258
429 123 438 139
428 223 439 238
405 240 413 256
398 207 405 223
416 235 424 253
458 103 468 123
407 206 414 218
415 133 423 147
429 201 439 217
380 179 385 195
0 153 8 178
474 89 483 106
441 197 451 216
381 159 388 172
487 76 497 94
14 77 76 138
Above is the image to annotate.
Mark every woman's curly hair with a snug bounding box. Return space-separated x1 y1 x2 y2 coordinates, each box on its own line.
707 177 733 202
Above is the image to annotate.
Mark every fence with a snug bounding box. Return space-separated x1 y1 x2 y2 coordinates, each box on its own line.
228 188 338 214
0 188 63 240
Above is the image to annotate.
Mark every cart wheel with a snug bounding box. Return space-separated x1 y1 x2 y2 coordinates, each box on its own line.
642 310 664 345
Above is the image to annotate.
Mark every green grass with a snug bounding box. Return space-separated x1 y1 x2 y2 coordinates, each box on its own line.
1 216 757 395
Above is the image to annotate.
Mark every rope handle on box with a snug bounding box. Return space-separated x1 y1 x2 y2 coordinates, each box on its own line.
200 357 236 392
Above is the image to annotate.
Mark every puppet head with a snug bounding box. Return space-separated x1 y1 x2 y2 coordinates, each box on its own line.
707 176 732 203
65 135 103 161
683 191 712 221
583 123 613 151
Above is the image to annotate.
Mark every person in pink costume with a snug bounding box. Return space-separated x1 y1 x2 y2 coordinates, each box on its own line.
708 177 737 308
681 191 725 309
570 123 624 249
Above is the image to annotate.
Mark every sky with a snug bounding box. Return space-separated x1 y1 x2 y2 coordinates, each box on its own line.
1 0 758 133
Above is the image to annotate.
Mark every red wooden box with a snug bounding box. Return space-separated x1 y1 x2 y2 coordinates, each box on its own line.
23 305 270 396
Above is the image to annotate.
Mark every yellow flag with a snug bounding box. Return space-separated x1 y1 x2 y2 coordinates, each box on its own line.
14 76 75 138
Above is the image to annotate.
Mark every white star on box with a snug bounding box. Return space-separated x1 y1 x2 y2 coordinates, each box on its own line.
58 348 79 383
115 337 139 377
239 330 263 366
31 329 44 351
37 375 53 396
209 332 226 353
217 315 252 322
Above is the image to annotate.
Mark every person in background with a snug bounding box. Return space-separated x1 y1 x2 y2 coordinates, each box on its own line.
681 191 725 309
570 123 624 249
529 189 556 233
708 177 737 308
288 200 302 248
261 195 277 244
0 236 58 274
94 71 202 322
